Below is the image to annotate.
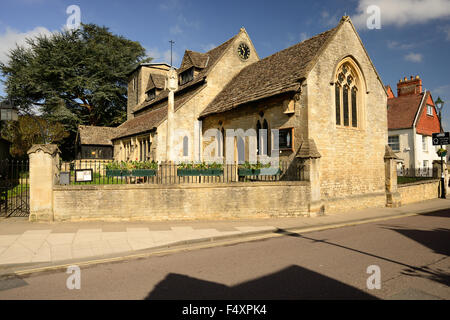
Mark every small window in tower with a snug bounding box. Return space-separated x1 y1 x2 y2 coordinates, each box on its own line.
147 89 156 101
279 128 293 150
180 68 194 85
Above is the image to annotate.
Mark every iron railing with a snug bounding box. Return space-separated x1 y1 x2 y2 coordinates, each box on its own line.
58 160 306 185
0 159 29 217
397 167 438 178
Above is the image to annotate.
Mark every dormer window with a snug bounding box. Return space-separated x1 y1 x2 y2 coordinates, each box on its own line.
147 88 156 101
179 68 194 86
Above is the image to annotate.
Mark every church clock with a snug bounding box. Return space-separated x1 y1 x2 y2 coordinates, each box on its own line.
237 42 250 60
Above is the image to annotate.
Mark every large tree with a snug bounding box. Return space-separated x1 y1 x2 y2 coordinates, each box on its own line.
0 24 151 158
1 116 68 158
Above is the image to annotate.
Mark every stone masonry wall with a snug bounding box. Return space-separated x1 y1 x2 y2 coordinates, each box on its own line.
307 20 388 201
52 182 310 221
398 180 440 205
201 93 305 164
160 29 260 162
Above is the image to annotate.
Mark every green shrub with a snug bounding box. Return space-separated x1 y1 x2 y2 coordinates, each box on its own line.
177 162 223 170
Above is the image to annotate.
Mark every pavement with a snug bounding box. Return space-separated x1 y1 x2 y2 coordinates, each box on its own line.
0 198 449 276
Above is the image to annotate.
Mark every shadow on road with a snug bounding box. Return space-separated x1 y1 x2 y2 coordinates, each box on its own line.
419 208 450 219
382 226 449 286
145 265 377 300
275 224 450 288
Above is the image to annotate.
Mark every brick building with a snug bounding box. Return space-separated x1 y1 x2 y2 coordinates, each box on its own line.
387 76 444 169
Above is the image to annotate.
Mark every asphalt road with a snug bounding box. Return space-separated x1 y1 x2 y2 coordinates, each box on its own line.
0 211 449 300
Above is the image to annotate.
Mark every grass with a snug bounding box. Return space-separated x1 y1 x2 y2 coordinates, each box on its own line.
0 183 29 200
397 176 437 185
69 172 127 185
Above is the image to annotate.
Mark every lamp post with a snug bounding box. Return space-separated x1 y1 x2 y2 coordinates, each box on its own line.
435 96 445 198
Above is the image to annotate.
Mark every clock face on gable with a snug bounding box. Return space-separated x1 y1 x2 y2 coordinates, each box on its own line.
237 42 250 60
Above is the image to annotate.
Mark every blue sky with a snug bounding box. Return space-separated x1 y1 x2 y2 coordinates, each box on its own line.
1 0 450 128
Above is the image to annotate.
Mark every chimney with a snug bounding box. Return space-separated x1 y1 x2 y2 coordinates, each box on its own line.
397 75 422 96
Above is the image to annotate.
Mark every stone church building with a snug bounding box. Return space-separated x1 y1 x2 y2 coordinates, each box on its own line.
80 16 389 211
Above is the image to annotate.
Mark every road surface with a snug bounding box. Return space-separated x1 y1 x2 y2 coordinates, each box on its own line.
0 211 449 300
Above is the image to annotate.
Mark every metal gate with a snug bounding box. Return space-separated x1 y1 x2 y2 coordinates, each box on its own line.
0 160 29 217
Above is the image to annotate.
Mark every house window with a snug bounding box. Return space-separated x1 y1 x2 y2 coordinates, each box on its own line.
427 105 433 116
388 136 400 152
279 128 293 150
422 135 428 152
179 68 194 86
423 160 429 168
335 61 361 128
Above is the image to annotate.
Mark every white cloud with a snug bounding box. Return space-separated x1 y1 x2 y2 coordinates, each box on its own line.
159 0 182 11
387 40 415 50
442 25 450 40
200 43 216 52
170 25 183 35
287 32 310 47
146 47 180 67
320 10 339 27
352 0 450 29
300 32 308 42
433 84 450 96
404 52 423 62
433 84 450 130
0 26 53 64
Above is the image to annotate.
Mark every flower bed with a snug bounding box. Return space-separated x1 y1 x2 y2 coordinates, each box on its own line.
105 161 158 177
238 162 281 176
177 162 223 177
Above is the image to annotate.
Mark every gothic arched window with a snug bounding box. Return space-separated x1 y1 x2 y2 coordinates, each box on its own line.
263 119 270 156
335 60 362 128
183 136 189 157
256 120 261 155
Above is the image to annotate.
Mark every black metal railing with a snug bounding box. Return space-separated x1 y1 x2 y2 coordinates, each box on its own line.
58 160 306 185
397 167 439 185
397 167 438 178
0 159 29 217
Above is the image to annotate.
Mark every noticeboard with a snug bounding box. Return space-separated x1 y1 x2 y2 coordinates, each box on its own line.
75 169 93 182
432 132 450 146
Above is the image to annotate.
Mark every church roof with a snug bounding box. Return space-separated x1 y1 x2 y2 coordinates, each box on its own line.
133 35 237 115
146 73 166 92
113 85 205 140
200 26 338 118
178 50 210 74
77 125 118 146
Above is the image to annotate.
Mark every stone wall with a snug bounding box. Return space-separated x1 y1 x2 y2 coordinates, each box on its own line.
324 192 387 213
201 93 304 164
52 181 311 221
398 180 440 205
307 19 388 200
164 29 260 162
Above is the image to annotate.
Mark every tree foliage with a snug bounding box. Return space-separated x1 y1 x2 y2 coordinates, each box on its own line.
0 24 151 158
1 116 68 158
